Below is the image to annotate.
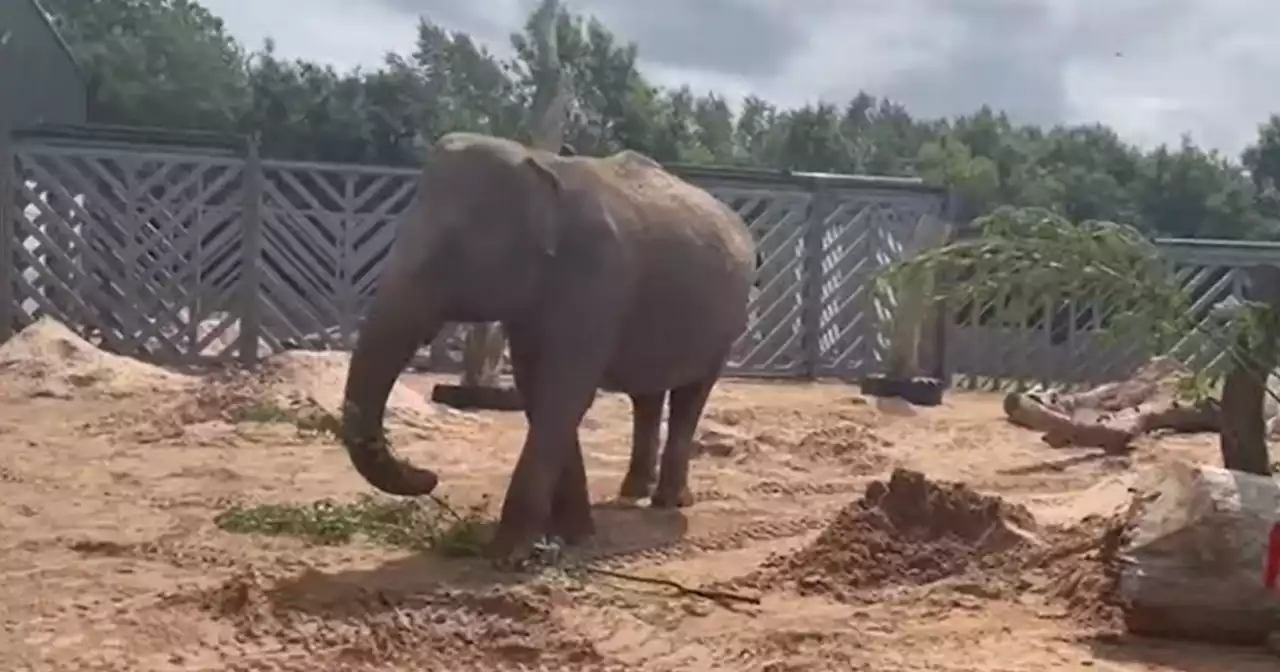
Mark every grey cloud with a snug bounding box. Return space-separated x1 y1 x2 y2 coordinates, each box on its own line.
374 0 810 78
865 0 1072 125
563 0 810 78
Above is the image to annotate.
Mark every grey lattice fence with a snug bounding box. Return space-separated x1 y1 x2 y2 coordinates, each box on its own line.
0 134 954 378
4 140 248 362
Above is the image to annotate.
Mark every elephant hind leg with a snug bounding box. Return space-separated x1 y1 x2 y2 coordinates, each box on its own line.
618 391 665 501
651 367 723 509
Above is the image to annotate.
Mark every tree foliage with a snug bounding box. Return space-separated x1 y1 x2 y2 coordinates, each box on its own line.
36 0 1280 241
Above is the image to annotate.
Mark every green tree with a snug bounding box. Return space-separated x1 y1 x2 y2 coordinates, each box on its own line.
43 0 249 131
1136 139 1265 239
1242 115 1280 228
45 0 1280 244
243 41 374 162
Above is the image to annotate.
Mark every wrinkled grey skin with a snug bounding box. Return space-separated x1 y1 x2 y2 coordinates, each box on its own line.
340 132 755 558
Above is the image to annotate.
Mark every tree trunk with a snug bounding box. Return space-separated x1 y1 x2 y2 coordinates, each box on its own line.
458 0 568 389
459 322 504 388
1219 264 1280 476
1118 462 1280 645
884 214 951 379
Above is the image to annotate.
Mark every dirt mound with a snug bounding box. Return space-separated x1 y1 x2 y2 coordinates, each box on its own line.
0 316 193 397
1032 514 1127 629
691 418 889 471
173 351 463 433
171 566 607 670
760 469 1038 599
257 351 435 420
792 422 890 471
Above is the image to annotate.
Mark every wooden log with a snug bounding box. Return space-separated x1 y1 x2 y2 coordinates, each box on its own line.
1056 356 1187 413
1004 393 1220 453
1118 462 1280 645
1004 392 1135 453
1133 401 1220 434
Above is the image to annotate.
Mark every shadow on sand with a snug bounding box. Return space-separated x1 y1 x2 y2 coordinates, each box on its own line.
1083 632 1277 672
996 451 1120 477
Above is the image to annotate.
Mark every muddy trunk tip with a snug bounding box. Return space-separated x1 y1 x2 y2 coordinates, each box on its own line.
340 402 439 497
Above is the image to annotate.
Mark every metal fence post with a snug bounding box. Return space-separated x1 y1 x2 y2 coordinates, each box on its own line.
0 123 14 344
237 137 263 367
801 177 831 379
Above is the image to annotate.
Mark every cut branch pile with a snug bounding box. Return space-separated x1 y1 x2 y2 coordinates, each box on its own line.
1002 357 1224 453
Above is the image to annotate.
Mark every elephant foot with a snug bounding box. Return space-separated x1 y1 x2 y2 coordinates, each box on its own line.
488 486 552 567
650 486 694 509
486 511 593 568
616 475 654 502
486 514 545 567
547 502 595 546
550 466 595 546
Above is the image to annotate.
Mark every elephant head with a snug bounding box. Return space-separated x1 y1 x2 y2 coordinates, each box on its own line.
340 132 563 496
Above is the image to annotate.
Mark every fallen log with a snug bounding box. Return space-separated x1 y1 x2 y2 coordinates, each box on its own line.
1004 392 1134 452
1118 462 1280 645
1044 356 1188 414
1003 393 1220 453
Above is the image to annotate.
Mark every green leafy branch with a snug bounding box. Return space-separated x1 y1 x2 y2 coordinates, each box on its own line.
876 206 1275 401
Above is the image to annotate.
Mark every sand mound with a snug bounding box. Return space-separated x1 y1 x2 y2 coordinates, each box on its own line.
178 351 455 432
171 566 606 670
761 469 1039 599
0 316 193 397
258 351 439 422
692 418 889 470
792 422 890 471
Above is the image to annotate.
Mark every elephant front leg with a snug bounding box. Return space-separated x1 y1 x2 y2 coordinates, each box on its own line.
489 319 612 563
493 422 596 562
505 327 595 548
618 391 664 501
651 372 721 509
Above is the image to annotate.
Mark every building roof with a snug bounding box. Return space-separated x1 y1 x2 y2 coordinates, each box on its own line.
24 0 88 87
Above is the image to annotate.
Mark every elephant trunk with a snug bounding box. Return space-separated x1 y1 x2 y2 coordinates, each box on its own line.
340 282 444 496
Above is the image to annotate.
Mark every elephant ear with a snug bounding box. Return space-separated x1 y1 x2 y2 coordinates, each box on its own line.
522 155 562 257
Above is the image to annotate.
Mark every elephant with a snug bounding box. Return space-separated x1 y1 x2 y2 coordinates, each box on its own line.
339 131 756 558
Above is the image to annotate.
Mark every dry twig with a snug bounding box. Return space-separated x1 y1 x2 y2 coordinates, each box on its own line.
582 566 762 605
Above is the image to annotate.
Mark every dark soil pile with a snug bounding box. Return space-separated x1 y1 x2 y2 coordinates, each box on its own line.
761 468 1039 599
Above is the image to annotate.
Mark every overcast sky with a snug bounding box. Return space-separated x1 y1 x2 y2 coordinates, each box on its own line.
199 0 1280 159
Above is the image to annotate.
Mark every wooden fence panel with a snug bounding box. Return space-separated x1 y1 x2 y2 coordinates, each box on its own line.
0 137 954 379
256 159 418 354
697 181 813 376
814 187 948 379
8 142 245 364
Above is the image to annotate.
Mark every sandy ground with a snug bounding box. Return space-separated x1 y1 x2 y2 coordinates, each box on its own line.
0 318 1277 671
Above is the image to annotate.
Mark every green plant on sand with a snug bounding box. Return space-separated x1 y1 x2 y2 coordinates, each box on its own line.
214 493 492 557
